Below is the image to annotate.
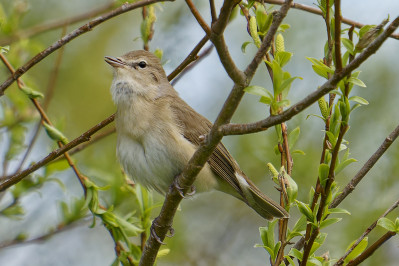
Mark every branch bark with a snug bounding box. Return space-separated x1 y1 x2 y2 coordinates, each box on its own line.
262 0 399 40
0 0 175 96
0 114 115 191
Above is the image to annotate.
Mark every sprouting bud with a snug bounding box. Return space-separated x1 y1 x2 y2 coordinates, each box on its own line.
267 163 279 184
318 97 329 119
249 16 261 48
275 33 285 53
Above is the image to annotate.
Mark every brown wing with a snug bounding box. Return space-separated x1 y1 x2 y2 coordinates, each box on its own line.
170 97 244 196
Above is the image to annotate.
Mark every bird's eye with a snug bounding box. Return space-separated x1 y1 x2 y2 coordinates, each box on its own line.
138 61 147 68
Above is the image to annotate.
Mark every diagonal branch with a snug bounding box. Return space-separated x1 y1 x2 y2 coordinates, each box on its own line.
139 1 294 265
0 0 175 96
219 16 399 136
335 197 399 265
0 114 115 191
0 1 116 46
331 124 399 208
262 0 399 40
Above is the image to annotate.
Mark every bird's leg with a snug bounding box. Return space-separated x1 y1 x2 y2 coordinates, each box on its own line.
172 176 196 198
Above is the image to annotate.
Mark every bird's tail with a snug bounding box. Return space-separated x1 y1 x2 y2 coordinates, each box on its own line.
235 173 289 220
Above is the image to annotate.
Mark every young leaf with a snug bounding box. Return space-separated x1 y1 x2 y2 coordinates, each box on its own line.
348 77 366 87
318 163 330 188
288 248 303 261
344 237 368 264
288 127 300 150
43 122 69 144
319 218 342 229
335 158 357 175
241 41 253 53
342 38 354 54
349 96 369 105
377 217 396 232
327 208 351 215
244 85 273 98
275 51 292 67
296 200 314 222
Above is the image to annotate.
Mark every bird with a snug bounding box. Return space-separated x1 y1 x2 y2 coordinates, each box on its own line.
105 50 289 220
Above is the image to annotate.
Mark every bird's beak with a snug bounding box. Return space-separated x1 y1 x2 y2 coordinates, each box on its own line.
104 56 126 68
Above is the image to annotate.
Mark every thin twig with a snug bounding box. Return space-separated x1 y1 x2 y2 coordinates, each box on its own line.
0 0 175 96
219 16 399 136
0 1 116 46
209 0 217 24
0 114 115 191
331 124 399 207
261 0 399 40
171 44 213 86
335 197 399 265
185 0 212 35
51 127 116 161
167 35 210 81
334 0 343 72
346 231 396 266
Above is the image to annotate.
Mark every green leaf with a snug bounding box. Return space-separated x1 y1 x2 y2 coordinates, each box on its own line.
284 255 296 266
296 200 314 222
241 41 253 53
20 85 44 99
273 241 282 261
288 127 300 150
45 159 70 176
377 217 396 232
318 164 329 188
275 51 292 67
327 208 351 215
259 96 272 105
43 122 69 144
319 218 341 229
288 248 303 261
287 216 307 241
0 45 10 54
344 237 368 264
335 158 357 175
342 38 354 54
279 76 302 95
349 95 369 105
244 85 273 98
348 77 366 87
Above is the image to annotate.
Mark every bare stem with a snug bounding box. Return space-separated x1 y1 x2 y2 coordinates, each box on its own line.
0 114 115 191
0 0 175 96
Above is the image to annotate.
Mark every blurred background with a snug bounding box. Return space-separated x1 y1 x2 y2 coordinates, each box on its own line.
0 0 398 265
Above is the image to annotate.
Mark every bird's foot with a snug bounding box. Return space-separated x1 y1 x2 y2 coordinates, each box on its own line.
150 219 174 245
173 178 196 198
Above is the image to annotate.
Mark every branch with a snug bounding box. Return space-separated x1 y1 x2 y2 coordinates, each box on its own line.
292 123 399 254
185 0 211 35
331 124 399 208
0 0 175 96
334 0 343 72
0 1 116 46
346 231 396 266
170 44 213 86
262 0 399 40
335 197 399 265
0 114 115 191
139 1 294 265
167 35 210 81
220 16 399 136
209 0 246 85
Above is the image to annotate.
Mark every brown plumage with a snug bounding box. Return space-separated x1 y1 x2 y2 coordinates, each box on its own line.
105 50 289 220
